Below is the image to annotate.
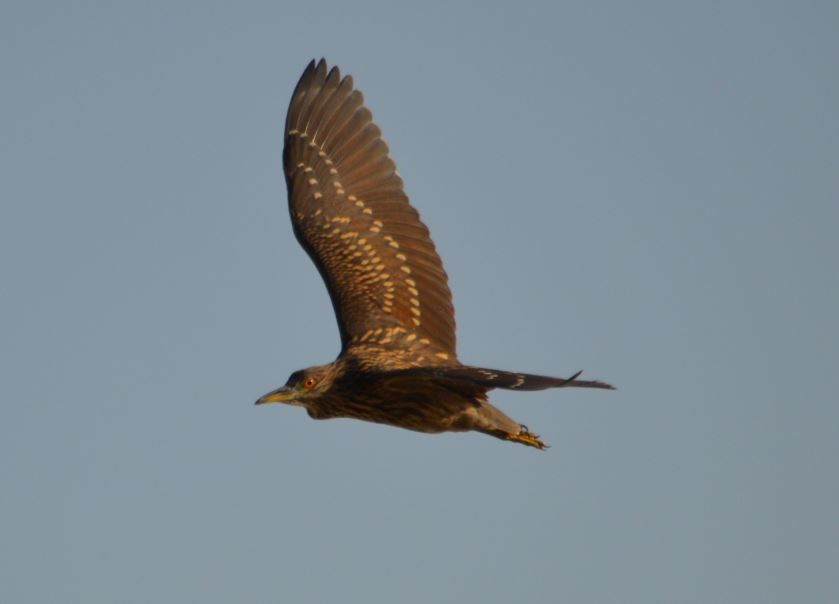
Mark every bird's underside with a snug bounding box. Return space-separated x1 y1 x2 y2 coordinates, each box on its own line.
256 59 614 450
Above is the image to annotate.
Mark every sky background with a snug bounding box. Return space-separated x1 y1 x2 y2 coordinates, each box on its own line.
2 1 838 602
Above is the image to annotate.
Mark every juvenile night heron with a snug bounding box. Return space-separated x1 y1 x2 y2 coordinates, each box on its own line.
256 59 614 449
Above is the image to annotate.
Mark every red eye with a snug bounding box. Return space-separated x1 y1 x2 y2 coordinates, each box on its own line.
303 377 317 389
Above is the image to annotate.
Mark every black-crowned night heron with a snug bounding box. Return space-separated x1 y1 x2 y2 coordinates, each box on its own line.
256 60 614 449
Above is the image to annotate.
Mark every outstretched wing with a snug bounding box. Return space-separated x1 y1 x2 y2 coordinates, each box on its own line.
382 366 615 391
284 59 456 362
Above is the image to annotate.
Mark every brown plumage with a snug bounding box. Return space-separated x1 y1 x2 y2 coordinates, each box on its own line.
256 59 614 449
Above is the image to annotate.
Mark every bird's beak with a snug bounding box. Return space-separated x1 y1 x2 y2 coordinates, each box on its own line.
255 386 296 405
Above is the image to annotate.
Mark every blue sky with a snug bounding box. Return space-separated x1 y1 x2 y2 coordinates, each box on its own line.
2 2 837 602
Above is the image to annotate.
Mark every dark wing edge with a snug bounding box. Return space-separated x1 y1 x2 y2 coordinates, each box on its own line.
386 365 615 391
283 59 457 359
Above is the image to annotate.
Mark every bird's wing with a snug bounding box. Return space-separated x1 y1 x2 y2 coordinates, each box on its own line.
381 366 616 391
284 59 456 360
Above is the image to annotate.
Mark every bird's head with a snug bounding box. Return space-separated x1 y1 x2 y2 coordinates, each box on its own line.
255 364 334 407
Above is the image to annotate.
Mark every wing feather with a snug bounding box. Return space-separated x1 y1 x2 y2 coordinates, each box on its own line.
386 366 616 391
284 59 457 362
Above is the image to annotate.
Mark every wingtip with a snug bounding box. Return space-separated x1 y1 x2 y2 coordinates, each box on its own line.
565 370 616 391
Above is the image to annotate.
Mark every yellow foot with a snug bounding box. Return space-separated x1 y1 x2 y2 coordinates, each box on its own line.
505 426 548 450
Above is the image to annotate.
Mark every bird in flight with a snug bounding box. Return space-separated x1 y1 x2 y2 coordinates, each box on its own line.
256 59 614 449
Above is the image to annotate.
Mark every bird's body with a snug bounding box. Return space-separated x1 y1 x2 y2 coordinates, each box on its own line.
267 356 582 448
281 359 488 433
257 59 614 449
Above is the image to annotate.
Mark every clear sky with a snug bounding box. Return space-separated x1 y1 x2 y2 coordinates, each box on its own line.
2 2 837 603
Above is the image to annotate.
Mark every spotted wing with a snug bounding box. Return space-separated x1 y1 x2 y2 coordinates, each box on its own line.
284 60 456 361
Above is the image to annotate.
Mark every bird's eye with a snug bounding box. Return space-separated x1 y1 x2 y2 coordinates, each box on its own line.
303 377 317 389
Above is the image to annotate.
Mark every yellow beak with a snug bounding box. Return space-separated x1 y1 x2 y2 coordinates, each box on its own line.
255 386 297 405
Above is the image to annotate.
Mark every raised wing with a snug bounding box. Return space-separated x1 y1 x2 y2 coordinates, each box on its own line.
283 60 456 362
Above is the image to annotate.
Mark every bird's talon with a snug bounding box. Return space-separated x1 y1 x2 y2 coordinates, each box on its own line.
505 427 548 449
